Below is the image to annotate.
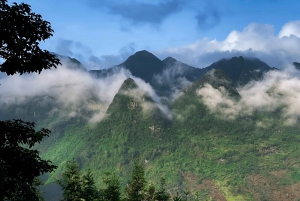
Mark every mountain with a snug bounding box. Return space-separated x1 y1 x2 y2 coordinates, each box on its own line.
188 69 240 98
293 62 300 70
172 69 241 127
151 57 206 96
118 51 277 89
203 56 277 86
119 50 165 83
162 57 205 82
54 53 87 71
3 51 300 201
88 51 277 97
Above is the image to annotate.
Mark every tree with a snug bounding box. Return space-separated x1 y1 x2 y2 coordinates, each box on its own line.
81 169 99 201
126 161 147 201
183 190 190 201
0 120 56 200
144 184 156 201
172 192 183 201
0 0 60 75
0 0 60 199
154 178 170 201
102 172 121 201
56 159 83 201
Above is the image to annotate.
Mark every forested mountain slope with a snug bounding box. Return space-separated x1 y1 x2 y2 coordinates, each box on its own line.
1 51 300 200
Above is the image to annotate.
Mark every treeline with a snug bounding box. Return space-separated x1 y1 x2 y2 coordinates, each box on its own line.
56 159 211 201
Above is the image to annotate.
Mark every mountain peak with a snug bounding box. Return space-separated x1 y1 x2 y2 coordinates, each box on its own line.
193 69 241 99
120 50 165 83
205 56 276 86
162 57 177 66
52 53 87 71
118 78 138 92
293 62 300 70
132 50 157 57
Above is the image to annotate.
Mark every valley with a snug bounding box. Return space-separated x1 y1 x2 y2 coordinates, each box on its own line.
1 50 300 200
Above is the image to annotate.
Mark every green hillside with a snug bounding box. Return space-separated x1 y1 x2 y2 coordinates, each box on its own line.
34 70 300 200
2 52 300 200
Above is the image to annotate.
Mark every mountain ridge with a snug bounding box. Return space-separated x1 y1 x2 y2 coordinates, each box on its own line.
3 50 300 201
88 50 278 96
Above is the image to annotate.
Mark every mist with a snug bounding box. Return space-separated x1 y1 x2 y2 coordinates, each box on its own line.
197 65 300 124
0 60 171 123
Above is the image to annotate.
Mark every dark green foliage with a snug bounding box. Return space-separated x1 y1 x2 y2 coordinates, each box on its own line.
191 69 241 99
126 161 147 201
0 0 60 75
118 77 139 91
145 184 156 201
82 169 99 201
182 190 190 201
102 172 121 201
154 178 170 201
57 160 101 201
172 192 182 201
0 1 59 199
2 47 300 200
35 70 300 200
56 159 83 201
0 119 56 200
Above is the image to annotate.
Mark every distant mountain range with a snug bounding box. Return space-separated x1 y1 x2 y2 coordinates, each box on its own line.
89 50 277 96
2 50 300 201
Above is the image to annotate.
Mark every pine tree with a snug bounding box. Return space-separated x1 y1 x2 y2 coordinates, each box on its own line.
126 161 147 201
56 159 83 201
172 192 182 201
102 172 121 201
81 169 99 201
144 184 156 201
154 178 170 201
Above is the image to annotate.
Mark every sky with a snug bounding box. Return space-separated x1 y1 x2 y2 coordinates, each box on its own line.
2 0 300 124
7 0 300 69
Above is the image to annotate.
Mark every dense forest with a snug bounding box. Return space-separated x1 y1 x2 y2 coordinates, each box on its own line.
2 0 300 201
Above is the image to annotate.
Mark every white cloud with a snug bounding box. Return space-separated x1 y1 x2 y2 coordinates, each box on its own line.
121 77 173 118
0 60 172 123
156 20 300 68
278 20 300 38
0 60 131 123
196 65 300 124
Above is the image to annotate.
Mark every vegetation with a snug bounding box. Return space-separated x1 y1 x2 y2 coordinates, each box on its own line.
0 1 299 199
57 159 210 201
2 68 300 200
0 120 56 200
0 0 60 75
0 0 59 200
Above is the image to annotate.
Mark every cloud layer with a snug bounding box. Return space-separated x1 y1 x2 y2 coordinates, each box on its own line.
0 61 130 123
0 60 170 123
157 20 300 68
197 65 300 125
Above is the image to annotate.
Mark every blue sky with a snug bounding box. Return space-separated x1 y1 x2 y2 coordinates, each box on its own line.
8 0 300 69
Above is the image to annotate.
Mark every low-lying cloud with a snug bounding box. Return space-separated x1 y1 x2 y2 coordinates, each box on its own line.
0 60 171 123
153 61 192 99
197 65 300 124
0 61 130 123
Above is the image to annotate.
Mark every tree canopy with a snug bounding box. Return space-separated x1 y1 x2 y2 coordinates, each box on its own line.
0 120 57 200
0 0 59 200
0 0 60 75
